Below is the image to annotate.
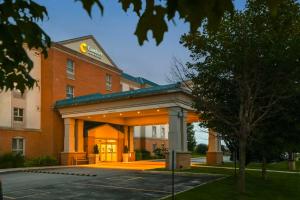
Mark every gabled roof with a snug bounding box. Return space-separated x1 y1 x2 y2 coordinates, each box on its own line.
121 72 159 87
57 35 119 68
55 83 190 108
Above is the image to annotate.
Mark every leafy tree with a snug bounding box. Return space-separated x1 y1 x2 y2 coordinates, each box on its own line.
0 0 287 93
187 123 197 152
181 0 300 193
195 143 208 155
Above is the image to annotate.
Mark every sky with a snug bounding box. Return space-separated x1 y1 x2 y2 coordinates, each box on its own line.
37 0 246 144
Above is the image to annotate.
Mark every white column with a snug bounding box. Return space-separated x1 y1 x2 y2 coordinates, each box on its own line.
76 119 84 152
207 128 223 165
129 126 134 152
64 118 75 152
208 129 221 152
124 125 129 148
181 110 188 152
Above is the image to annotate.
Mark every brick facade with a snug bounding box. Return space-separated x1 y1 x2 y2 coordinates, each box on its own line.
0 38 122 160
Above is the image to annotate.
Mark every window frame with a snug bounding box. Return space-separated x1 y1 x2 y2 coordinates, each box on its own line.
66 59 75 79
106 74 113 91
12 137 25 156
66 85 74 99
161 127 165 138
13 107 24 123
152 126 157 138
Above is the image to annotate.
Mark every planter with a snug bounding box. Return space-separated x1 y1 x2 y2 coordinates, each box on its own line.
122 153 129 163
88 154 100 164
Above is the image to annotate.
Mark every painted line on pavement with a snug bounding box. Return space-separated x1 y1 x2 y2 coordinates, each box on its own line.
74 182 170 194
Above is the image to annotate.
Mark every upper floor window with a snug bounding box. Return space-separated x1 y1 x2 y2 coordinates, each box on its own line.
12 137 25 155
66 85 74 99
67 59 75 79
152 126 157 138
161 127 165 138
13 107 24 122
106 74 112 91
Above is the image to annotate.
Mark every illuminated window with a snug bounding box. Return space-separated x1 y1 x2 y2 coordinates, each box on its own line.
12 137 25 155
106 74 112 91
13 107 24 122
66 85 74 99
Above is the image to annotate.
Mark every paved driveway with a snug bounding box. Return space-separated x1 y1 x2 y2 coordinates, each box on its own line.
1 167 222 200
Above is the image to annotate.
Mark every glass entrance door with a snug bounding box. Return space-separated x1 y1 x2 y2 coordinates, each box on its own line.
98 140 117 162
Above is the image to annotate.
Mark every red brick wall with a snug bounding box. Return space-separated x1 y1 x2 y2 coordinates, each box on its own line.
0 46 122 160
134 138 168 154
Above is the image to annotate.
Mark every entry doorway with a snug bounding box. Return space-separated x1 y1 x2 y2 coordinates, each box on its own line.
97 139 118 162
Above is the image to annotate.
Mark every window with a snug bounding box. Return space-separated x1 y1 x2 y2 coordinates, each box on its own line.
12 138 25 155
161 127 165 138
152 126 157 138
106 74 112 91
67 59 75 79
13 107 24 122
66 85 74 99
152 143 157 151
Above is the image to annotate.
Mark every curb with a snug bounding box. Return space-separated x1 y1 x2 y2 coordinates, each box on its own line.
139 170 225 177
0 165 80 175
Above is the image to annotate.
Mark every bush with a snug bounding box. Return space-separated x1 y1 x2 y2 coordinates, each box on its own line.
153 147 167 159
135 150 152 160
24 156 58 167
195 143 208 155
0 153 25 169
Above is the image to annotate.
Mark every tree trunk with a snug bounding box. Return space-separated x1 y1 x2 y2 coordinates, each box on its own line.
0 178 3 200
238 136 246 193
288 152 296 171
261 155 267 180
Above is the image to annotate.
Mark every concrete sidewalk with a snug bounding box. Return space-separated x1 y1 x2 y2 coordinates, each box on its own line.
195 164 300 174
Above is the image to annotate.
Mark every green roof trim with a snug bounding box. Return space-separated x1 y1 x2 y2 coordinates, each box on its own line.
121 72 159 87
55 83 188 108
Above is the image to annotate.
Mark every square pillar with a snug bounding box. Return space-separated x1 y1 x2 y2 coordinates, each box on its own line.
207 128 223 165
64 118 75 153
128 126 135 161
167 107 191 170
76 119 84 152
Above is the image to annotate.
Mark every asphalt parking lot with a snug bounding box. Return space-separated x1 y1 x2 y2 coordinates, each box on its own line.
1 167 222 200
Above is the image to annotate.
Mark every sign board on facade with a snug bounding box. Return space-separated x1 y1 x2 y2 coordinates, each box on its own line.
80 42 103 59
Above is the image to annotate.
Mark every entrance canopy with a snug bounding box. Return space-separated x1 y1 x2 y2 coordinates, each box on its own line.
55 83 199 126
55 83 202 168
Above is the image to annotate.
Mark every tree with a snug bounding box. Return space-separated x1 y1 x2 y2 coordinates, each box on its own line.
195 143 208 155
187 123 197 152
0 0 287 93
180 0 300 193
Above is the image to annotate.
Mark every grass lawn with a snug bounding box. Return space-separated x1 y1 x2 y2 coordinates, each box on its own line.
191 153 206 158
161 166 300 200
202 160 300 172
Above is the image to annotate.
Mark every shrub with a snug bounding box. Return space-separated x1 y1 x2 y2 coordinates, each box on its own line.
0 153 25 169
135 150 151 160
24 156 58 167
93 144 99 154
195 143 208 155
153 147 167 159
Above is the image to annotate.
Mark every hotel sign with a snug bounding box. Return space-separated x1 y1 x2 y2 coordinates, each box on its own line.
79 42 103 59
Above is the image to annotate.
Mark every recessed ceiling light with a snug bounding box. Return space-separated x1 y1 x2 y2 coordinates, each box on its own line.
119 113 123 116
103 115 106 118
137 111 141 114
156 109 160 112
87 116 91 119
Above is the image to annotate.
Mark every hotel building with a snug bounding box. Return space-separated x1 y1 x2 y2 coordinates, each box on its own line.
0 35 222 168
